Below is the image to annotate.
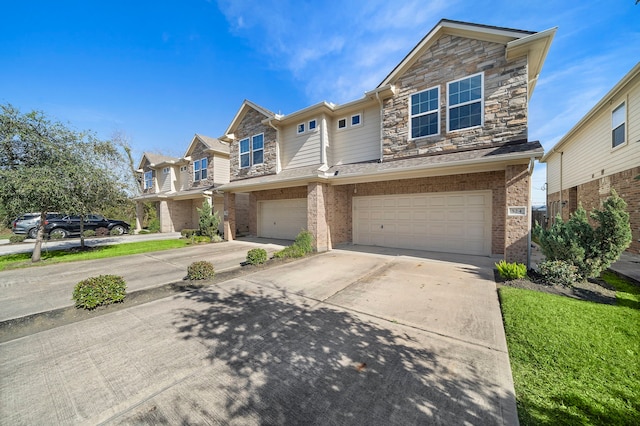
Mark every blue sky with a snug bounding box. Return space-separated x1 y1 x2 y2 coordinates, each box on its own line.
1 0 638 205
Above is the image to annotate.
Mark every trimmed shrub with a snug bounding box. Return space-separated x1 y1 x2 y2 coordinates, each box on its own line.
83 230 96 238
496 260 527 280
273 244 306 259
188 235 211 244
539 260 579 287
181 228 198 238
72 275 127 309
9 234 26 244
246 248 267 265
534 190 631 279
187 261 215 280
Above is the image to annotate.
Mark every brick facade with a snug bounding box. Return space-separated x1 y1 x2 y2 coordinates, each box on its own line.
382 36 528 160
504 164 530 263
547 166 640 254
230 109 278 180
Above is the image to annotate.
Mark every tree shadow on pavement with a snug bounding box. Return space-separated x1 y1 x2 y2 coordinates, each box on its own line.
138 284 513 424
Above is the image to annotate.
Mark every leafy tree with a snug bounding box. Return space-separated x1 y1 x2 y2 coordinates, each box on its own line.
534 190 632 279
197 200 220 239
0 104 129 261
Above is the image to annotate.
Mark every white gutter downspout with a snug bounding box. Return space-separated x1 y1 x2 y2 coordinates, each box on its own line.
375 91 384 162
527 157 535 269
267 118 281 173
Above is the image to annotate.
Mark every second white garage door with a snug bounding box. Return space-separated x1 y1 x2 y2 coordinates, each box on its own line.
258 199 307 240
353 191 491 256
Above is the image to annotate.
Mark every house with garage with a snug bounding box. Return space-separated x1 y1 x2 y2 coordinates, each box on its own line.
133 134 249 235
219 19 557 265
541 62 640 254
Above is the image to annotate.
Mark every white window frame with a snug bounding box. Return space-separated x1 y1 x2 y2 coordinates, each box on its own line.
351 113 362 127
297 123 305 134
308 119 317 131
337 118 347 130
143 171 153 190
239 137 250 169
251 133 264 166
162 167 170 174
409 86 440 139
611 101 626 149
180 165 187 172
193 157 208 181
447 72 484 133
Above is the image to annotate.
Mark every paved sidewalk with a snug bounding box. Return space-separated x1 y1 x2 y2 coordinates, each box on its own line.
0 239 286 321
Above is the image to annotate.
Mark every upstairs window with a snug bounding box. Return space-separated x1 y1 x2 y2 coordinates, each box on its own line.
410 86 439 138
351 114 361 126
337 118 346 129
194 158 208 181
143 171 153 189
309 119 317 131
180 165 187 172
239 134 264 168
162 167 170 174
612 102 626 148
448 73 483 132
297 123 305 134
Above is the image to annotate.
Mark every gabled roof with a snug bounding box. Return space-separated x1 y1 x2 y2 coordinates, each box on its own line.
379 18 556 100
137 152 181 171
222 99 275 139
184 134 229 157
541 62 640 162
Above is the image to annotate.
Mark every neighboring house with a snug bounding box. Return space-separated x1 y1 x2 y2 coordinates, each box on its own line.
219 19 557 265
133 134 249 234
542 62 640 254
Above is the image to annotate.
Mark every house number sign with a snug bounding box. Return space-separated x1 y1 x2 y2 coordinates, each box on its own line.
508 206 527 216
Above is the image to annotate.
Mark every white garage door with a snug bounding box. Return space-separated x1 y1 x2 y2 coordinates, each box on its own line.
353 191 491 256
259 199 307 240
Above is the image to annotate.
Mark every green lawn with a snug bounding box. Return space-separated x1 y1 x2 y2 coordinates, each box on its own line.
0 239 191 271
500 275 640 425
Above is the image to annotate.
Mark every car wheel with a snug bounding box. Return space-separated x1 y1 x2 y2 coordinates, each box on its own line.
28 228 38 239
111 225 126 235
49 228 68 239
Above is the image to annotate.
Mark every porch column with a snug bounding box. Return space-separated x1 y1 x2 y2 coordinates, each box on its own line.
224 192 236 241
135 201 144 233
159 200 173 233
504 164 530 265
308 182 329 252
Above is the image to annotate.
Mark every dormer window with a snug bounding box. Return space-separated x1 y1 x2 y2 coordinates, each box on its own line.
162 167 170 174
194 158 208 181
143 171 153 189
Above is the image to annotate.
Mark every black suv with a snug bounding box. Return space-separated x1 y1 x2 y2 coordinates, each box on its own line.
44 214 130 239
12 213 62 239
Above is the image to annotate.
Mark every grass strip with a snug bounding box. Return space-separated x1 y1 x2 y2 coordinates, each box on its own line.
500 286 640 425
0 239 190 271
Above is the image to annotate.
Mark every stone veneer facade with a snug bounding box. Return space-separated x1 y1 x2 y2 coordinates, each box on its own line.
547 166 640 254
188 141 217 189
230 109 277 180
382 35 528 160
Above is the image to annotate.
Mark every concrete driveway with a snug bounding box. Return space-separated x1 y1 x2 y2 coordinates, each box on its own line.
0 246 517 425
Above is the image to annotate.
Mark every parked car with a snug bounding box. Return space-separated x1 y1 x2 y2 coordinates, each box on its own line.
44 214 130 239
12 213 62 239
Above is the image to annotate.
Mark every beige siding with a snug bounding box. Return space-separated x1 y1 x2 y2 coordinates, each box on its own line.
547 77 640 193
158 167 172 192
213 155 230 184
331 105 380 165
281 121 322 169
178 166 189 191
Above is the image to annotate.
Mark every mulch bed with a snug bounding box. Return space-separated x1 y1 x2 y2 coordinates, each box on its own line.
495 269 618 305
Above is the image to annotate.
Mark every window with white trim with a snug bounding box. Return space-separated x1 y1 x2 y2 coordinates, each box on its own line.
193 158 208 181
143 171 153 189
162 167 170 174
180 165 187 172
351 114 361 126
239 134 264 168
612 102 626 148
447 73 483 132
297 123 305 134
308 119 317 131
337 118 346 129
410 86 439 138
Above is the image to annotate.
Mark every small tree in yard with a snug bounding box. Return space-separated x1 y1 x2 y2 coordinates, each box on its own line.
197 200 220 239
0 104 130 261
534 190 632 280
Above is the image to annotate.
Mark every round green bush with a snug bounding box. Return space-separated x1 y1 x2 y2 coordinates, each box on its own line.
539 260 579 287
9 234 26 244
83 229 96 238
73 275 127 309
246 248 268 265
187 260 215 280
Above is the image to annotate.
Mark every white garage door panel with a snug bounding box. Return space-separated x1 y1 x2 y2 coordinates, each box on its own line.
353 191 491 256
259 199 307 240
